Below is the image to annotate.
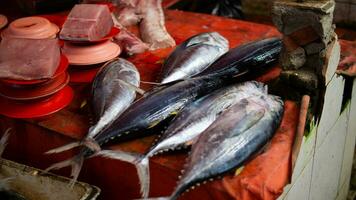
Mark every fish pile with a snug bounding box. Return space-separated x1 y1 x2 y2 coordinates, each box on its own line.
46 34 284 198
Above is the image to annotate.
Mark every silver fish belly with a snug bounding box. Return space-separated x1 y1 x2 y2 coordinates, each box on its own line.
160 32 229 84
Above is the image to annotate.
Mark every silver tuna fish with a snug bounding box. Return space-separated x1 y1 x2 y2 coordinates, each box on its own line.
160 32 229 84
45 58 140 184
146 94 284 200
89 58 140 138
128 81 268 198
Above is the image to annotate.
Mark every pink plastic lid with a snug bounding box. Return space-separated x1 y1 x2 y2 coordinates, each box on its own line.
62 41 121 65
2 16 59 39
0 15 7 29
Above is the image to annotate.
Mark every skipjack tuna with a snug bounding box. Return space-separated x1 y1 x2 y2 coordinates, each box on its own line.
198 37 282 78
144 94 284 200
45 58 141 184
45 75 226 184
102 81 268 198
160 32 229 84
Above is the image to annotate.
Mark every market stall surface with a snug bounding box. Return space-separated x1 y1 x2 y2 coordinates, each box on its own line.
0 9 337 200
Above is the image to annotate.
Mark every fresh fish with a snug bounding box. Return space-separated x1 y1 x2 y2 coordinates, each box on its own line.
138 0 176 50
45 76 226 185
147 94 284 200
89 58 141 138
94 76 226 145
114 81 267 198
45 58 140 184
198 37 282 78
160 32 229 84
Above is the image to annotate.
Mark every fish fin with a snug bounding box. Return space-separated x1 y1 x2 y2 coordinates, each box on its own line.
135 156 150 198
83 138 101 152
45 142 82 154
232 70 249 78
234 166 244 176
95 150 140 164
117 79 145 95
230 109 265 138
44 154 84 188
140 80 161 85
95 150 151 198
148 120 161 129
0 128 11 157
45 138 100 154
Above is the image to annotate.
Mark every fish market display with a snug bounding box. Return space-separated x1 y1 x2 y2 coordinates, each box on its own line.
60 4 113 41
198 37 282 78
149 94 284 200
112 81 268 198
138 0 176 50
0 37 60 80
160 32 229 84
46 76 226 184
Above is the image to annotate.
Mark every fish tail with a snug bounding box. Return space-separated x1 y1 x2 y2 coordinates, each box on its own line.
0 128 11 157
95 150 150 198
45 138 100 154
134 156 150 198
44 153 84 188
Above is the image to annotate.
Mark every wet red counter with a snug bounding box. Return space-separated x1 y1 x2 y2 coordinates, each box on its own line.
0 10 311 200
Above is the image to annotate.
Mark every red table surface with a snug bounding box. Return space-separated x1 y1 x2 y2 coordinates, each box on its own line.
0 9 345 200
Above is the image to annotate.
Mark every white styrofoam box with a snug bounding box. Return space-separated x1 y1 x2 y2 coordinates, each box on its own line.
291 125 317 183
338 78 356 193
338 103 352 191
281 159 314 200
316 75 345 148
336 175 351 200
278 124 316 200
310 106 349 200
324 40 341 85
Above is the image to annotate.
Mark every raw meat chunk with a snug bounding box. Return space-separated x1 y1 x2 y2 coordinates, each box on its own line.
0 37 60 80
60 4 113 41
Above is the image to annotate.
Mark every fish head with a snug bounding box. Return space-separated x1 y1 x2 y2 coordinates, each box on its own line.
185 32 229 51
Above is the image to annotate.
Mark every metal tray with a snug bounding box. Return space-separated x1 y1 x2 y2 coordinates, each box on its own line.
0 158 100 200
